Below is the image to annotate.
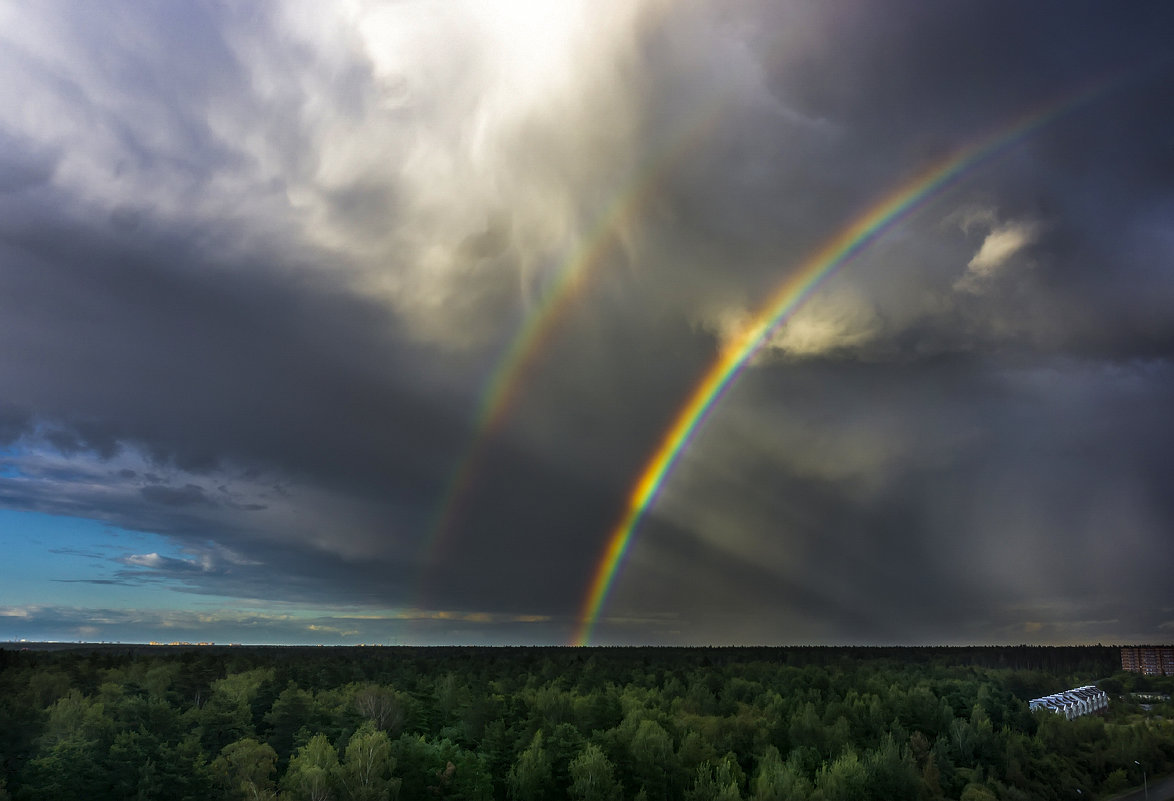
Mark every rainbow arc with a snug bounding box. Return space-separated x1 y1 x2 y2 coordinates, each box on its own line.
572 81 1116 647
419 112 721 572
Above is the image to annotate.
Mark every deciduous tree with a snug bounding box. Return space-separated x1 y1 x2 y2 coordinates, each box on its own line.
211 737 279 801
339 724 399 801
507 730 551 801
568 743 622 801
283 733 340 801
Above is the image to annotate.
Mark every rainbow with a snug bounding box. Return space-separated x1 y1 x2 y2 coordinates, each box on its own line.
572 84 1114 647
420 111 721 566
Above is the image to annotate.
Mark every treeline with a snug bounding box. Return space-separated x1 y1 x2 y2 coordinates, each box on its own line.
0 645 1171 801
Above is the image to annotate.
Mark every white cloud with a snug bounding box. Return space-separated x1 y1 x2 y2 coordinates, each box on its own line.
702 284 882 363
956 217 1041 292
0 604 558 645
968 221 1040 274
0 1 672 350
125 553 165 568
251 0 674 349
765 287 882 358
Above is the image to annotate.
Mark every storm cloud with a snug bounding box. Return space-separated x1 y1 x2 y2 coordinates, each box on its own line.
1 0 1171 645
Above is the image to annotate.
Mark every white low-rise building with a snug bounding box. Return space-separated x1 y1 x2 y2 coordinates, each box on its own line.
1028 685 1109 720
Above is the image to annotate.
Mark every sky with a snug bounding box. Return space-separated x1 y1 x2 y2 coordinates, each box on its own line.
1 0 1172 647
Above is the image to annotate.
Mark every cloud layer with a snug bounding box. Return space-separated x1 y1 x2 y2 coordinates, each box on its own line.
1 0 1172 645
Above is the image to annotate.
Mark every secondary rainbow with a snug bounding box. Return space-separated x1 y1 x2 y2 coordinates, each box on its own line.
572 85 1113 647
420 111 721 568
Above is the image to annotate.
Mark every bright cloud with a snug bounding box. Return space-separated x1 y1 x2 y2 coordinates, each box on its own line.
958 218 1041 290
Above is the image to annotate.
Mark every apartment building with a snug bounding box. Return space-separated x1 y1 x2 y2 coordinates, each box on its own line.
1121 646 1174 676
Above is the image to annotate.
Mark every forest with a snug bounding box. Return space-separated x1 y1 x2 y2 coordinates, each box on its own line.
1 644 1171 801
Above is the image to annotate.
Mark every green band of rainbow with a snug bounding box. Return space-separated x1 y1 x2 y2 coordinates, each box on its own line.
419 111 722 567
572 83 1113 647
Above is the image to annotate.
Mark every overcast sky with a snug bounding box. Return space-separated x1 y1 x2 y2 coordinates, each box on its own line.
1 0 1172 646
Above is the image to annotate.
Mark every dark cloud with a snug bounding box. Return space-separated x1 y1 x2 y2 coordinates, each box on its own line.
47 547 106 560
139 484 213 508
0 0 1171 644
0 402 32 445
0 132 58 194
0 207 465 497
